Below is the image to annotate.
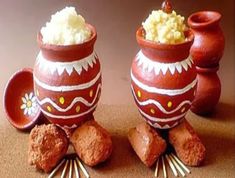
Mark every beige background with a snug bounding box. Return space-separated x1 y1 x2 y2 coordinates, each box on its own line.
0 0 234 178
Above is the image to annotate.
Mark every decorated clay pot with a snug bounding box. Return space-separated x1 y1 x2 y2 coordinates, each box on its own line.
191 66 221 115
33 24 101 128
188 11 225 68
131 28 196 129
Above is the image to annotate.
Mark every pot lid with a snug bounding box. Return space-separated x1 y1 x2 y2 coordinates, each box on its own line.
3 68 41 130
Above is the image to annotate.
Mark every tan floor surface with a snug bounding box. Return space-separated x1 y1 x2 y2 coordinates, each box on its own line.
0 0 234 177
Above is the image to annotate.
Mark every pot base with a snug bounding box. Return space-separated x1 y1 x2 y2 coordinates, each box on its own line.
191 66 221 116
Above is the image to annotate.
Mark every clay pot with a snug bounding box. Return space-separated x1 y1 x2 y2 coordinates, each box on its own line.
33 24 102 128
191 66 221 115
131 28 196 129
188 11 225 68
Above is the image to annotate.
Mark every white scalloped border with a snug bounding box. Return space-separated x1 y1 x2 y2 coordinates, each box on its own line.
136 50 193 75
36 51 97 76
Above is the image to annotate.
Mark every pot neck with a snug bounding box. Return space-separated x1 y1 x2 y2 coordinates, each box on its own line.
188 11 221 31
38 24 97 62
196 65 219 74
136 28 194 63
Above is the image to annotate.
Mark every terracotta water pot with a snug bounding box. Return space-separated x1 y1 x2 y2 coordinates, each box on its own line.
131 28 196 129
188 11 225 115
33 24 101 128
191 66 221 115
188 11 225 68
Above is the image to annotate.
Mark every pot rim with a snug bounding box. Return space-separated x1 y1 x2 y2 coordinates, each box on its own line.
136 27 194 50
37 23 97 51
188 11 221 29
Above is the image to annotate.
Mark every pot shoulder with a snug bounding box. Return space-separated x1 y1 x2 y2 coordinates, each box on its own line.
131 52 196 89
190 28 225 67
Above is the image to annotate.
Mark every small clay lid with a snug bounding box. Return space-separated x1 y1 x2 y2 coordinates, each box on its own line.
3 68 41 130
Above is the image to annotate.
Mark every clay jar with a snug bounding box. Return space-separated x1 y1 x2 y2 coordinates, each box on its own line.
188 11 225 68
188 11 225 115
131 28 196 129
191 66 221 115
33 24 101 128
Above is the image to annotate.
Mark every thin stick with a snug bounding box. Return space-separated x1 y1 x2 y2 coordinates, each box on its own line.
169 154 185 177
48 159 65 178
74 160 80 178
69 160 73 178
171 153 191 174
162 156 167 178
76 157 90 178
61 160 69 178
154 159 159 177
165 154 178 177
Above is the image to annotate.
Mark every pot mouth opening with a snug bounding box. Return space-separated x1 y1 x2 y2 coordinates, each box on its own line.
136 27 194 50
37 23 97 50
188 11 221 29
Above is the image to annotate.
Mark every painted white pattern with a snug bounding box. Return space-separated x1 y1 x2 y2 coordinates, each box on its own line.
136 50 193 75
59 124 78 129
36 51 97 76
139 108 186 122
34 71 101 92
41 102 98 119
147 120 179 129
20 92 39 116
131 85 191 114
131 71 197 96
37 84 101 112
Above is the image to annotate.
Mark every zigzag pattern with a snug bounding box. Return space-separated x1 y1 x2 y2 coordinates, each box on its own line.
40 102 98 120
131 85 191 115
146 120 180 129
37 84 101 113
138 108 186 123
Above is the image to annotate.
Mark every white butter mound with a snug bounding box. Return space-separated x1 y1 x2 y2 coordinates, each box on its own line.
41 7 91 45
142 10 186 44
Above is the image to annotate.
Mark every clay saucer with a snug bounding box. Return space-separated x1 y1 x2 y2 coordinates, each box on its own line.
3 68 41 130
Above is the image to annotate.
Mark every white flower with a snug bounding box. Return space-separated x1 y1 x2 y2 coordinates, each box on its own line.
20 92 39 116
